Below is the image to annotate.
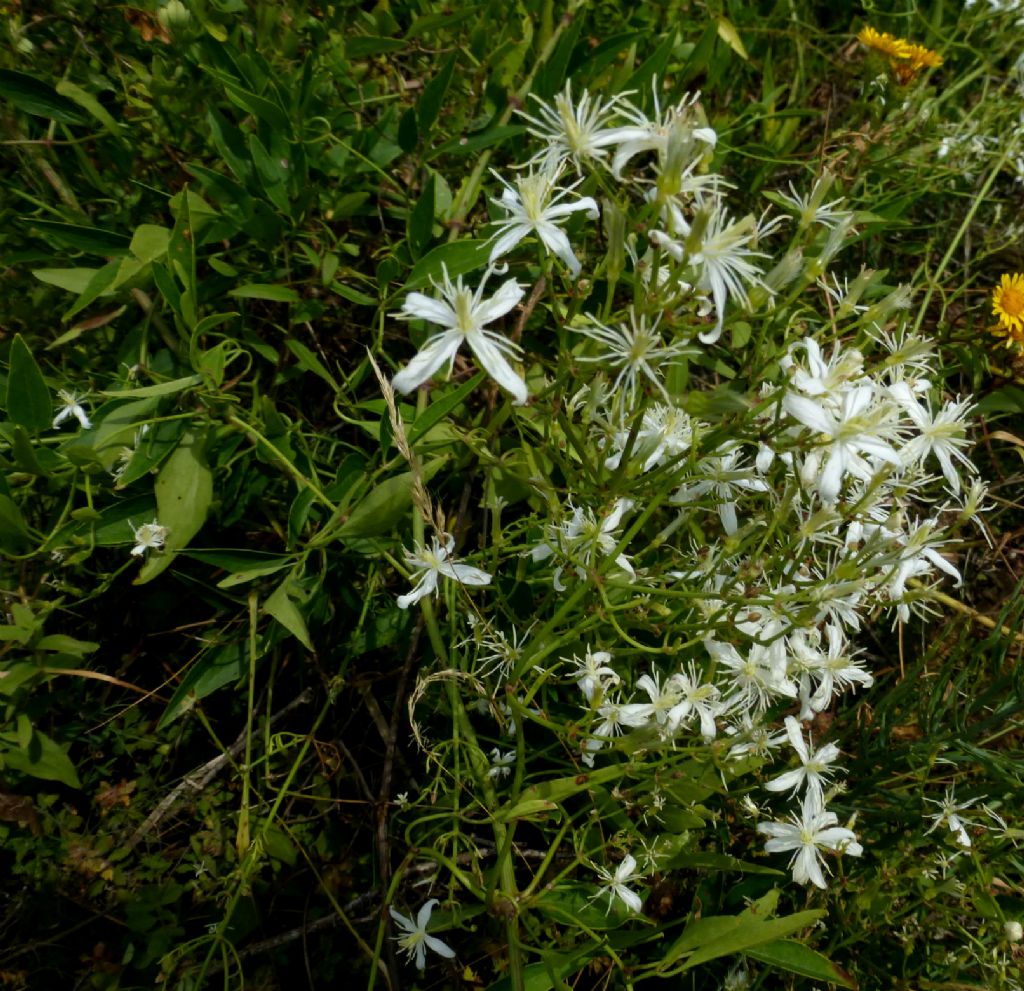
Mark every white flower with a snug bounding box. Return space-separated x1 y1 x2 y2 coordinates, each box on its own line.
575 309 695 404
651 206 769 344
396 533 491 609
52 389 92 430
604 403 693 473
488 166 599 278
672 447 768 535
775 172 852 232
757 793 862 888
608 86 716 178
594 854 644 913
530 498 635 590
890 382 975 493
131 519 169 557
568 647 620 703
706 638 796 713
392 266 527 404
516 81 628 172
389 899 456 970
765 716 843 808
666 661 723 740
783 385 902 503
487 748 516 779
923 787 980 848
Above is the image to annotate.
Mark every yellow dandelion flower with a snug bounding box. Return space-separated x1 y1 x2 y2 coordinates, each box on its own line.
858 26 943 84
857 27 912 59
992 274 1024 351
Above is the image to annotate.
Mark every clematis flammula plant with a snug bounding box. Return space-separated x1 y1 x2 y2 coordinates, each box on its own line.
392 265 527 404
765 716 843 809
488 165 599 278
389 899 456 970
396 533 491 609
593 854 644 914
757 793 862 889
130 519 169 557
53 389 92 430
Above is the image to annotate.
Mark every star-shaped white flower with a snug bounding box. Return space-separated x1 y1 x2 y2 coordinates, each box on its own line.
757 793 862 889
765 716 843 808
488 166 599 278
130 519 169 557
594 854 644 914
389 899 456 970
396 533 492 609
53 389 92 430
392 266 527 404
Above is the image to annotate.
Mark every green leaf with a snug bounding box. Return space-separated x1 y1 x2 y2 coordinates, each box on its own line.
55 79 122 135
0 69 85 123
114 417 188 488
0 493 30 552
247 132 291 214
222 80 291 133
429 124 525 159
337 458 445 540
716 17 749 60
101 375 203 399
6 334 52 432
286 340 339 391
61 260 121 322
264 576 313 650
28 220 131 256
745 939 858 988
135 433 214 585
129 224 172 264
158 640 244 728
417 51 457 136
626 30 677 96
206 106 254 182
35 634 99 655
346 35 407 58
2 728 80 788
407 371 484 445
403 239 491 292
407 173 436 259
32 268 99 294
397 106 418 154
229 283 300 302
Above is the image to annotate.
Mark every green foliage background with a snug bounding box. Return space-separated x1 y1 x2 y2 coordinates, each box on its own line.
1 1 1022 989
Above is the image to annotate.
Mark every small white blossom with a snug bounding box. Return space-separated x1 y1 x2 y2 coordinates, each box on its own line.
757 793 862 888
396 533 491 609
924 787 980 848
487 748 516 779
488 166 599 278
392 265 527 404
389 899 456 970
131 519 169 557
765 716 843 808
53 390 92 430
594 854 644 914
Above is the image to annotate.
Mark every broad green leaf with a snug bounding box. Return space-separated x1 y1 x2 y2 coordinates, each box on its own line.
35 634 99 655
0 493 30 551
403 239 490 292
517 764 632 804
264 577 313 650
135 433 214 584
247 133 291 214
6 334 51 432
286 340 339 391
158 640 244 728
114 417 187 489
61 260 121 322
337 458 446 539
2 728 81 788
101 375 202 399
417 51 457 136
0 69 85 123
29 220 131 256
229 283 300 302
407 173 437 260
407 371 485 445
745 940 858 988
222 80 291 133
716 17 749 60
32 268 99 294
55 79 122 135
129 224 172 264
346 35 406 58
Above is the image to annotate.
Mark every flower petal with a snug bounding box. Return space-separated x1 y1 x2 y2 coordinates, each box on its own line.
468 333 528 404
393 332 463 395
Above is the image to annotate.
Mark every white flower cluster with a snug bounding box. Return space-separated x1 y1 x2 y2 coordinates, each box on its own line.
391 78 984 902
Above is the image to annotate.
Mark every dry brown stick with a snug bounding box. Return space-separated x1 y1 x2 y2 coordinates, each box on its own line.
127 689 313 849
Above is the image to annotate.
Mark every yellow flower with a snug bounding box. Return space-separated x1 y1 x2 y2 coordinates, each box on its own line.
857 26 943 83
992 273 1024 349
857 27 912 60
